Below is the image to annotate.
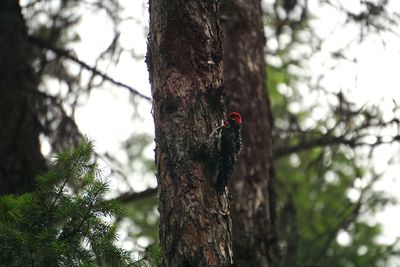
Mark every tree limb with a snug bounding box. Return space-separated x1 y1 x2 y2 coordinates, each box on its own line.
27 35 152 101
274 134 400 158
116 188 157 204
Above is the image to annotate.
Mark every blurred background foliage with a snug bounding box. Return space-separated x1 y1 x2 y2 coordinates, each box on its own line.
18 0 400 265
266 1 400 266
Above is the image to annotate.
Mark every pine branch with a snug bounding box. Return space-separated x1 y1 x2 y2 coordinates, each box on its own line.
62 183 106 241
116 188 158 204
274 133 400 158
274 135 356 158
49 154 82 211
274 116 400 158
26 154 82 232
27 35 152 101
0 140 133 266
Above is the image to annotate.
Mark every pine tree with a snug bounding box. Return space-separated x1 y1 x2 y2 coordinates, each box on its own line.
0 139 134 266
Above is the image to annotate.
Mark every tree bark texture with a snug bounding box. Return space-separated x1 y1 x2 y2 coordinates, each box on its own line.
147 1 233 266
0 1 46 194
221 1 280 266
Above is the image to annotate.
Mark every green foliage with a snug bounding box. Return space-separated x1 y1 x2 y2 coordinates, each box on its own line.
0 139 133 266
275 146 397 267
263 2 400 264
125 196 159 245
267 52 399 266
264 5 400 265
117 133 160 250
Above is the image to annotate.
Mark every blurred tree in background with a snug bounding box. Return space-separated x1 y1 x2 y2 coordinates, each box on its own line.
0 0 46 194
2 0 400 266
221 0 279 265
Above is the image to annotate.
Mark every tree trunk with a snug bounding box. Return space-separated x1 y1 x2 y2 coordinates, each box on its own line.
0 1 46 195
221 1 280 266
147 1 233 266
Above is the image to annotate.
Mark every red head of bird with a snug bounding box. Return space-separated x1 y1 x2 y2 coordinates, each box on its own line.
224 112 242 129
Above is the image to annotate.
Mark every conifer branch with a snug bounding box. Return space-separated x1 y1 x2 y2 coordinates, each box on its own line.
62 183 105 241
116 188 157 203
49 155 82 212
26 154 82 232
27 35 152 101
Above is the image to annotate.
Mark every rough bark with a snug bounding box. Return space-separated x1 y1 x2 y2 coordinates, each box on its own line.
221 1 280 266
0 1 46 194
147 1 233 266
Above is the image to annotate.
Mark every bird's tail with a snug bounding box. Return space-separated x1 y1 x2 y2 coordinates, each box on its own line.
215 171 228 193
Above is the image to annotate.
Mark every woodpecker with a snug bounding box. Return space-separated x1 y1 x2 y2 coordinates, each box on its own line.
215 112 242 192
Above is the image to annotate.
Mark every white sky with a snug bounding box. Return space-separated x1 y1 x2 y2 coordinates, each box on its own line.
65 0 400 259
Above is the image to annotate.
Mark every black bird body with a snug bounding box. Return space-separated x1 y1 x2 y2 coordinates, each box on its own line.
215 112 242 192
